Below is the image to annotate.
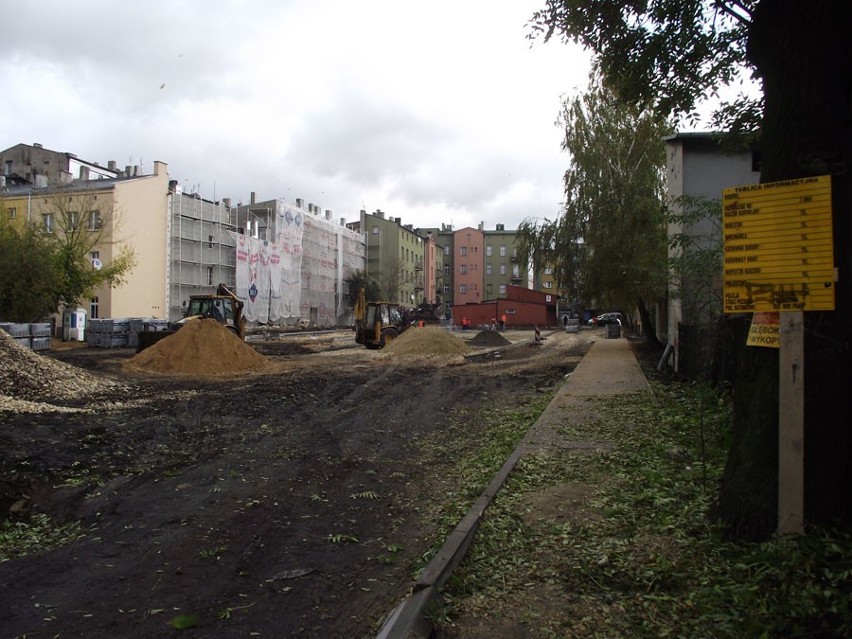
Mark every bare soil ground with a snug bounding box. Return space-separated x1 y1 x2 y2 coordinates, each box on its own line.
1 328 593 639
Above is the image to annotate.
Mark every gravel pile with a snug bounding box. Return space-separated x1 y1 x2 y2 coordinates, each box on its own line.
0 329 123 411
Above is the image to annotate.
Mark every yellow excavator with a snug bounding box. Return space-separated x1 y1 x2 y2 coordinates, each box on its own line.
137 283 246 351
176 283 246 337
353 288 407 349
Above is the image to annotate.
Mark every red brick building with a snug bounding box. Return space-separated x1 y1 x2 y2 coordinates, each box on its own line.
453 285 558 329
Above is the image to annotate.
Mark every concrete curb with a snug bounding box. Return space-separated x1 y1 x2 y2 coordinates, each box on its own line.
375 446 526 639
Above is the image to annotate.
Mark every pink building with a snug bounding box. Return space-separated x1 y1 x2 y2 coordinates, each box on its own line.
453 227 485 305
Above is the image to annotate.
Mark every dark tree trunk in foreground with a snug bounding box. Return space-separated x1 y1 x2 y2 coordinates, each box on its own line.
636 296 661 348
717 1 852 538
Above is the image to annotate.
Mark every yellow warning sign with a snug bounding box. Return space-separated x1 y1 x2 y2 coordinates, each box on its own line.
723 175 835 313
746 312 780 349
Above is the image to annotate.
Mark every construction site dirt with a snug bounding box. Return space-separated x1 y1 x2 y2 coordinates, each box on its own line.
0 327 594 639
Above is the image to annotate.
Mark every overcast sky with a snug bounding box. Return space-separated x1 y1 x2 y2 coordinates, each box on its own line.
4 2 597 231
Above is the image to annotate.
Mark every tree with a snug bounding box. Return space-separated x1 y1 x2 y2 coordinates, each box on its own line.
517 70 670 345
0 211 64 322
37 189 136 309
344 270 381 307
0 188 135 322
530 0 852 537
667 195 724 326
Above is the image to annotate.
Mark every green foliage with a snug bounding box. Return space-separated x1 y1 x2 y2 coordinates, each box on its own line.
438 381 852 637
345 269 381 306
0 513 85 561
169 614 199 630
528 0 759 132
517 71 670 314
666 195 724 324
0 214 65 321
0 192 136 320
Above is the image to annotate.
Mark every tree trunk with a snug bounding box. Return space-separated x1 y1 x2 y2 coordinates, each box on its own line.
636 296 662 348
717 1 852 538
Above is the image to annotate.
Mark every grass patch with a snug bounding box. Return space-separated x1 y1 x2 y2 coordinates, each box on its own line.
437 381 852 638
414 393 554 572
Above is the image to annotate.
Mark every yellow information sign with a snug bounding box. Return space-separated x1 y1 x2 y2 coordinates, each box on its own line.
723 175 834 313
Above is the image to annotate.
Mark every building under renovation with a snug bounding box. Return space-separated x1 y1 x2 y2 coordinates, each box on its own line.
231 195 365 327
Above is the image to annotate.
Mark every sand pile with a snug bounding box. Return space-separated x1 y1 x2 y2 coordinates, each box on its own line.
468 330 511 347
125 319 269 376
383 326 469 356
0 329 122 406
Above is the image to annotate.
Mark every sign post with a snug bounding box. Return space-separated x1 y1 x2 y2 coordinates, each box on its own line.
722 175 834 535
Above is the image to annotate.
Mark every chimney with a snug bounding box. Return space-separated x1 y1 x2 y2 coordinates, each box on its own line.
223 197 231 208
325 209 332 220
250 191 256 204
296 198 303 208
153 161 166 176
125 165 132 176
108 160 117 171
308 203 315 213
60 171 72 184
33 142 43 148
79 166 90 180
133 165 140 176
340 217 346 226
168 179 178 193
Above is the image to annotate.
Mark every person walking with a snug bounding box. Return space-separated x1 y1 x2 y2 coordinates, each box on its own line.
500 314 507 331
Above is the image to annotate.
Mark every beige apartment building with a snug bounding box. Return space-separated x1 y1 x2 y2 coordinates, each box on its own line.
1 158 172 320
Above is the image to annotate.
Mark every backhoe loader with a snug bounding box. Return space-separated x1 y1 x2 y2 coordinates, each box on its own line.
353 288 407 349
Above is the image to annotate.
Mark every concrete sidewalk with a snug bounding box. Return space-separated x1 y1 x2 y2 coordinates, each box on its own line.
376 334 650 639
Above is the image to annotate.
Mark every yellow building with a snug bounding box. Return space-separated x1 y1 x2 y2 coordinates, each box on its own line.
1 161 171 319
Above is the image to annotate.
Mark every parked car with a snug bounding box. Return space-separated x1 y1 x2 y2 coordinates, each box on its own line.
588 312 623 326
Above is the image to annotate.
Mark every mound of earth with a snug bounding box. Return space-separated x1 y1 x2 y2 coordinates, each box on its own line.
0 330 122 405
384 326 469 356
468 329 511 347
124 318 270 375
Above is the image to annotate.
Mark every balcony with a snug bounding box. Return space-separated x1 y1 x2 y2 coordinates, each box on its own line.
414 260 424 271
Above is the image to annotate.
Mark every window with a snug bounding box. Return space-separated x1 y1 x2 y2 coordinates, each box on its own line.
460 284 467 294
499 284 506 295
443 285 450 294
500 245 506 256
372 225 380 235
6 207 16 220
460 264 467 274
486 284 493 296
460 247 467 256
90 296 99 319
499 264 506 275
208 234 215 248
444 246 450 255
543 281 553 289
88 210 102 230
512 264 520 278
68 211 80 230
486 245 492 256
207 266 214 285
91 251 100 267
486 263 492 275
43 213 54 233
444 265 450 275
544 267 553 275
